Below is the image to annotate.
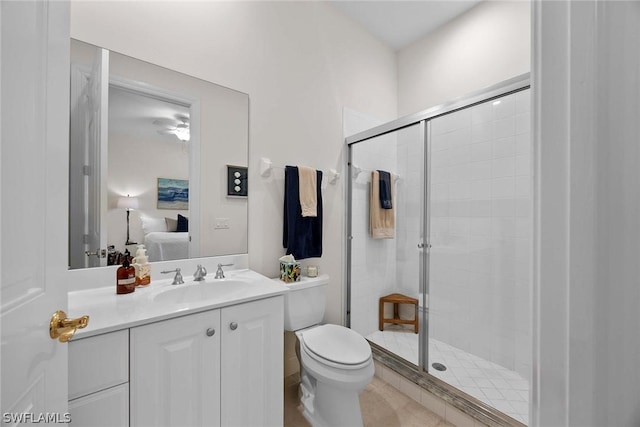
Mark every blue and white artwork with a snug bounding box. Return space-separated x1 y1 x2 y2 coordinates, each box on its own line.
157 178 189 210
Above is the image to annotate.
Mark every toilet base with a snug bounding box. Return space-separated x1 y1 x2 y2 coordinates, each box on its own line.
299 372 366 427
294 325 374 427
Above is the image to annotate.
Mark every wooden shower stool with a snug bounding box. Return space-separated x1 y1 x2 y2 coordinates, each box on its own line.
379 293 419 334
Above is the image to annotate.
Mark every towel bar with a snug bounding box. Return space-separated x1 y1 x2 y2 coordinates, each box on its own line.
351 164 401 181
259 157 339 184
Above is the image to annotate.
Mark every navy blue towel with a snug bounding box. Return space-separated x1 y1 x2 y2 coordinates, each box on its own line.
378 170 392 209
283 166 323 259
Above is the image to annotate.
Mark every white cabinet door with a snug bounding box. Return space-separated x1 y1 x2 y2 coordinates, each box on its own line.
221 296 284 427
69 383 129 427
130 310 221 427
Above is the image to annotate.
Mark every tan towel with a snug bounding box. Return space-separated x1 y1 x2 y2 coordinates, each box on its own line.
298 166 317 217
370 170 395 239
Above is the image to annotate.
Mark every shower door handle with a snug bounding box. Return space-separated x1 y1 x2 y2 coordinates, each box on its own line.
417 242 425 249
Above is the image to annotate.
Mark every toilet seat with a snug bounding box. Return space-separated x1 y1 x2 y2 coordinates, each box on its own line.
299 324 372 370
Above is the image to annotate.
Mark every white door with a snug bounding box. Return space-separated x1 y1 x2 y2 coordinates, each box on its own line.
0 0 71 422
69 45 109 268
221 296 284 427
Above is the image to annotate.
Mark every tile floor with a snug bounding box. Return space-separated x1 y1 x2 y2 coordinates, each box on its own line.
367 327 529 425
284 373 455 427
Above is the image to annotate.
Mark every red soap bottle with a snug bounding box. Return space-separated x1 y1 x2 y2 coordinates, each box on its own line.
116 255 136 295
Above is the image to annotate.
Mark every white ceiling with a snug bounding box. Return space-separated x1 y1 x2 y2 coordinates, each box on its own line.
330 0 482 50
109 86 189 142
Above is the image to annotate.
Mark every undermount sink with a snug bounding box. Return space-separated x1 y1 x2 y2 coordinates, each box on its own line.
68 266 289 340
153 278 257 305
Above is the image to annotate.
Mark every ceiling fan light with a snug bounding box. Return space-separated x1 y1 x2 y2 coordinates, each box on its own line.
174 126 190 142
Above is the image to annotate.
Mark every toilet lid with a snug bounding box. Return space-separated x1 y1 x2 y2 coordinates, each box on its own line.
301 324 371 365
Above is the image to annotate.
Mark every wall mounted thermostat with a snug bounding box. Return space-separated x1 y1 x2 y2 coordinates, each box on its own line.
227 165 248 197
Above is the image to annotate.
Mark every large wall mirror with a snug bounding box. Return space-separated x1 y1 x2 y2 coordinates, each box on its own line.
69 39 248 269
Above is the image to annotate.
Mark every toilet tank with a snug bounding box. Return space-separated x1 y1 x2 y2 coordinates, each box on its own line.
275 274 329 331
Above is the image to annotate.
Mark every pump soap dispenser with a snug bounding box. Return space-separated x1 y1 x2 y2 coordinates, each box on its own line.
132 244 151 286
116 255 136 295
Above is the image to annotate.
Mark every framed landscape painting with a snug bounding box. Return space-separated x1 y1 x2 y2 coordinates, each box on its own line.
157 178 189 210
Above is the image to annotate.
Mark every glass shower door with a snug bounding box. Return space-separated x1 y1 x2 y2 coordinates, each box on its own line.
426 89 532 424
347 122 427 367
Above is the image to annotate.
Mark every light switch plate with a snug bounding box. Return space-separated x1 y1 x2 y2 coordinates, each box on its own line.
227 165 248 197
214 218 230 230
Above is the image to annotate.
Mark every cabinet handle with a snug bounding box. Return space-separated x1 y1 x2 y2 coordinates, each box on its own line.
229 322 238 331
206 328 216 337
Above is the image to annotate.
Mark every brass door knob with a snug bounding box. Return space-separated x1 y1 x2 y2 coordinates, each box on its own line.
49 310 89 343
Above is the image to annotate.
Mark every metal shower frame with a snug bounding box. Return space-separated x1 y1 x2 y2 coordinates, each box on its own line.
345 73 531 374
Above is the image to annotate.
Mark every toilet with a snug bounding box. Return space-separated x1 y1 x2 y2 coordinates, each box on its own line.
279 274 374 427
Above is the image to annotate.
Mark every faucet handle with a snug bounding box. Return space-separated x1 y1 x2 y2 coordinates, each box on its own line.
194 264 207 281
161 268 184 285
173 268 184 285
215 263 234 279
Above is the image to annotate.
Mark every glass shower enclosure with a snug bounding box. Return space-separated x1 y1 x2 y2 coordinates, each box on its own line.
346 75 531 426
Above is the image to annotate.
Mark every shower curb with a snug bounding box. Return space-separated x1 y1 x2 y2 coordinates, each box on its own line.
371 344 526 427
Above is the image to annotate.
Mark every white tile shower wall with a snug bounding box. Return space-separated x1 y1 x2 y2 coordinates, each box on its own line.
350 133 398 337
428 90 531 379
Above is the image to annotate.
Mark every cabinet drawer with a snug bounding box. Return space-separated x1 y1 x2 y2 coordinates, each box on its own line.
69 383 129 427
69 330 129 400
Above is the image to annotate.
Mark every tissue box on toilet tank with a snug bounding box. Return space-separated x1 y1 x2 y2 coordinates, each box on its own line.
280 261 301 282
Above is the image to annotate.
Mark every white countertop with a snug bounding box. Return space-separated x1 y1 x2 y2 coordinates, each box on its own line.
68 269 288 339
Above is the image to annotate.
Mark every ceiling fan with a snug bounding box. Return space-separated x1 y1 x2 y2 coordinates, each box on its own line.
153 114 190 142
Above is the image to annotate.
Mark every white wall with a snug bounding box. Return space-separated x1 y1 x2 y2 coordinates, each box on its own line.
533 1 640 426
397 0 530 116
70 1 397 324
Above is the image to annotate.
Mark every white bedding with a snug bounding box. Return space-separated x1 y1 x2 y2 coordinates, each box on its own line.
144 232 189 262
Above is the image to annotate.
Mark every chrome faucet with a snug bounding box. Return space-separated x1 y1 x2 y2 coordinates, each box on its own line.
214 263 234 279
193 264 207 281
160 268 184 285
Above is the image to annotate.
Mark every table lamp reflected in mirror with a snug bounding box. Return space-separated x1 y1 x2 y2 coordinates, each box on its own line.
117 194 139 246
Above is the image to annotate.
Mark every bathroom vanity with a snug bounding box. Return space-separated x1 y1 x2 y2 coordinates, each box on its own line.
67 269 285 427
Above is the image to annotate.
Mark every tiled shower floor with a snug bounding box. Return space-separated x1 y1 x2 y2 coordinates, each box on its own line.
367 327 529 425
